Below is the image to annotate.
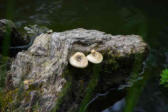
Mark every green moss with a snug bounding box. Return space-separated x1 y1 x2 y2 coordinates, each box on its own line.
31 102 40 112
0 56 10 88
124 53 145 112
126 53 144 86
0 79 43 111
107 58 119 70
79 64 101 112
51 76 72 112
0 88 18 111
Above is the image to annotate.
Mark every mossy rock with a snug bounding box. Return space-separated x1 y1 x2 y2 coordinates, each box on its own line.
4 28 148 112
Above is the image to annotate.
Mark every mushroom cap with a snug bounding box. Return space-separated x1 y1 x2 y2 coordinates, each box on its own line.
69 52 88 68
87 49 103 64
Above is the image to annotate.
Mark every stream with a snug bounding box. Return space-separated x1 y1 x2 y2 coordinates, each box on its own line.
0 0 168 112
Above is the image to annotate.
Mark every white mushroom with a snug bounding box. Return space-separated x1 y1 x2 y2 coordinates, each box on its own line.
87 49 103 64
69 52 88 68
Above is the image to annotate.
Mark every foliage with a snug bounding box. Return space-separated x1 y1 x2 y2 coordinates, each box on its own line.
123 53 147 112
0 89 18 112
79 64 101 112
51 74 72 112
0 56 9 89
160 69 168 87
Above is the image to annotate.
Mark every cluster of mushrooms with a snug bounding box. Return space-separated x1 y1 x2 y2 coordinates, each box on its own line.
69 49 103 68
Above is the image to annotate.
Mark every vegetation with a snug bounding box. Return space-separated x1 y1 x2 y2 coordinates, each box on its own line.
79 65 101 112
124 53 146 112
160 69 168 87
51 79 72 112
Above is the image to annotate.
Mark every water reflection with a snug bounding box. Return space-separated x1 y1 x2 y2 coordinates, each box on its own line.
103 98 125 112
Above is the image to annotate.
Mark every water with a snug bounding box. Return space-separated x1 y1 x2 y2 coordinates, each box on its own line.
1 0 168 112
103 98 125 112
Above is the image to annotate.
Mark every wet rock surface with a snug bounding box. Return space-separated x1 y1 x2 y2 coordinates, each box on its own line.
0 19 26 49
5 28 148 112
0 19 50 56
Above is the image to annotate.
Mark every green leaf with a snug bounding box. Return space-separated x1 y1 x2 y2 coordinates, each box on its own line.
160 69 168 86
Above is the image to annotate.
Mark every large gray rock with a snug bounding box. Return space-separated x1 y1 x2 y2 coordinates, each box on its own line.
5 28 148 112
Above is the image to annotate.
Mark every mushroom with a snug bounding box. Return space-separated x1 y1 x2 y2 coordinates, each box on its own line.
69 52 88 68
87 49 103 64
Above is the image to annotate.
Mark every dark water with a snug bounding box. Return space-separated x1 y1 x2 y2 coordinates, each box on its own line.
1 0 168 112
